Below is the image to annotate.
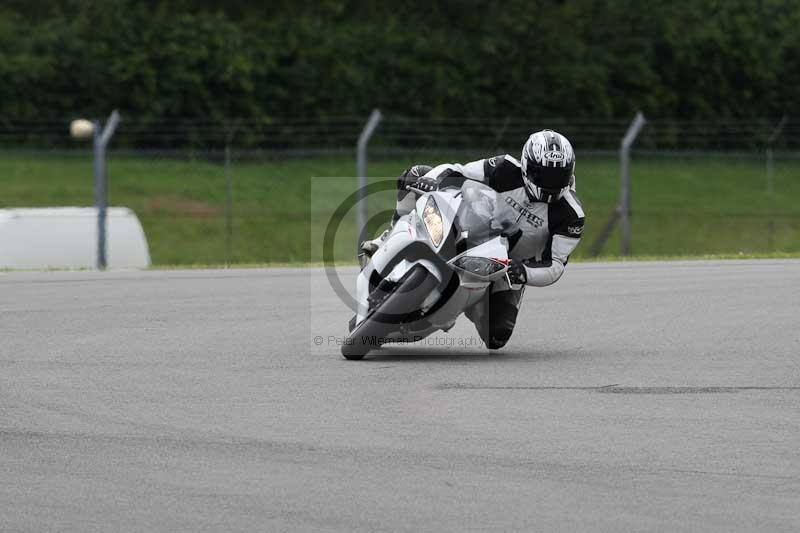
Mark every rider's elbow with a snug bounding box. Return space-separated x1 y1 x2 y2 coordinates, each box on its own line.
524 260 565 287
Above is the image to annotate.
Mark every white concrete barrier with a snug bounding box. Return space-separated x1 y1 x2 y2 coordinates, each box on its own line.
0 207 151 269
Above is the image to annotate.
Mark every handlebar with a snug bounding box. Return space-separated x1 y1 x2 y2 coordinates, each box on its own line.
405 185 428 195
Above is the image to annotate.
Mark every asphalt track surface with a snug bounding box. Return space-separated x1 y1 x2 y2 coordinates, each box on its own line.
1 260 799 532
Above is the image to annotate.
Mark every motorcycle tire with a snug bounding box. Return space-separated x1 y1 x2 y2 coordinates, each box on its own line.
341 265 437 360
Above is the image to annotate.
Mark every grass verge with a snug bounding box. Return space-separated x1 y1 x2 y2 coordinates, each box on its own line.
2 150 799 265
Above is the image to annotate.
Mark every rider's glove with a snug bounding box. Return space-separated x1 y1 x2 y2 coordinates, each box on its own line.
507 260 528 286
407 175 438 193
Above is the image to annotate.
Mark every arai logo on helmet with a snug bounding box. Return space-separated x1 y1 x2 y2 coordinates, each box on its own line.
543 151 565 163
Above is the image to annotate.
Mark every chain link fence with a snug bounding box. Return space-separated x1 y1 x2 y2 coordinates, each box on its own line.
1 117 798 265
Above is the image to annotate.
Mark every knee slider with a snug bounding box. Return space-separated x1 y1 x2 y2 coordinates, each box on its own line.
488 300 518 345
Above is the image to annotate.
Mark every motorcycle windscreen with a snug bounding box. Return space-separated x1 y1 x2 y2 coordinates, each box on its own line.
455 181 517 247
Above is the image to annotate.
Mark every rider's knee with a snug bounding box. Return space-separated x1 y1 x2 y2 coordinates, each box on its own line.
472 309 515 349
488 322 514 348
485 296 519 348
486 336 509 349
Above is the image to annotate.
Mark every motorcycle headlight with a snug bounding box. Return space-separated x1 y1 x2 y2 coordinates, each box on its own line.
422 196 443 247
453 256 506 277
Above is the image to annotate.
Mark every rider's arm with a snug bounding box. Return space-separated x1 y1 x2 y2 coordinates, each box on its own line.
523 190 585 287
423 155 522 192
523 234 581 286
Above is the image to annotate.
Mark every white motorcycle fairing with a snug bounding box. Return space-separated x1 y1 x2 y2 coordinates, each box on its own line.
352 184 510 345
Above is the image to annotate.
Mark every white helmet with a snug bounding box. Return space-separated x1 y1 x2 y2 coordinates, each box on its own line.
520 130 575 203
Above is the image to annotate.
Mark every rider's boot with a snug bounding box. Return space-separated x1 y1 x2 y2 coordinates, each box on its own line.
358 229 390 268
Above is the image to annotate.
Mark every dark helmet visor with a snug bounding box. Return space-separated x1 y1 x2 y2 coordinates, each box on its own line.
527 162 573 190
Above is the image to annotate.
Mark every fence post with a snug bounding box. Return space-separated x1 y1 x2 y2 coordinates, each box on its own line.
766 115 787 196
765 116 787 251
619 112 646 256
221 119 241 267
589 112 645 257
356 109 382 247
225 143 232 266
93 110 120 270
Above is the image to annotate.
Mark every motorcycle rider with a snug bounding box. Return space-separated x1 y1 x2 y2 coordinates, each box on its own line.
360 130 584 349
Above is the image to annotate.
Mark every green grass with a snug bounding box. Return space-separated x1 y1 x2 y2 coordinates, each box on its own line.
1 150 799 265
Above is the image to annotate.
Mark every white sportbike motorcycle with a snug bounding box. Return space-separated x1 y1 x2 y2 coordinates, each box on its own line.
342 181 518 360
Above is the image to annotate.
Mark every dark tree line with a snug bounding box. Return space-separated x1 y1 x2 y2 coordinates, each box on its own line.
0 0 797 123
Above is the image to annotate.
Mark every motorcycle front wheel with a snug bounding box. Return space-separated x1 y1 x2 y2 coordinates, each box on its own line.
341 265 438 360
